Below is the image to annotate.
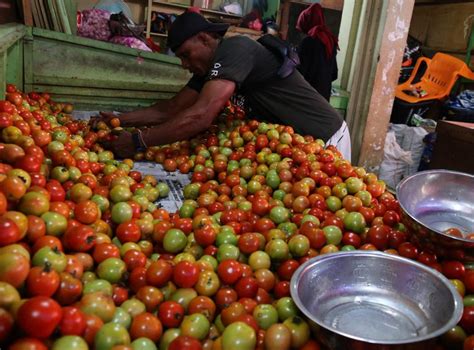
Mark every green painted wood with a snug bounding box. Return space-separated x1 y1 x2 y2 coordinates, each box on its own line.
29 27 190 110
23 28 34 93
0 52 6 100
0 24 27 53
6 40 24 89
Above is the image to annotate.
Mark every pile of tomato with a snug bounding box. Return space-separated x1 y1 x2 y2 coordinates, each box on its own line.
1 84 474 350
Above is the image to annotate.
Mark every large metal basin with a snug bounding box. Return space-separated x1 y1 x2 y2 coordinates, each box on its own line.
290 251 463 350
396 170 474 261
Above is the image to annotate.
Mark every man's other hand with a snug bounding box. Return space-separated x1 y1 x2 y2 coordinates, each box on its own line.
102 131 136 159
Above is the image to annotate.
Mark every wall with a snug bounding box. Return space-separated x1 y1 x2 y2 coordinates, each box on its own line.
409 2 474 64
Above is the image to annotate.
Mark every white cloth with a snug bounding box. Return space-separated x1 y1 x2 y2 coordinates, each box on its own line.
326 120 351 161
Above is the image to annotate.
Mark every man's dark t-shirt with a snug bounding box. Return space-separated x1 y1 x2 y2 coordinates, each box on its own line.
187 36 342 142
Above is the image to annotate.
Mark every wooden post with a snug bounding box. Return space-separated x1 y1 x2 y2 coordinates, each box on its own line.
22 0 34 26
356 0 414 172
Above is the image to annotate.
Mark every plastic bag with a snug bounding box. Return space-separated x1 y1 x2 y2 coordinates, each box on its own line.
390 124 428 178
379 131 413 189
95 0 133 19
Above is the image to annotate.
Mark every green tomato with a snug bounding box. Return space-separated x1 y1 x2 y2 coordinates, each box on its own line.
273 189 286 201
276 297 299 321
341 245 356 251
265 239 289 262
41 211 68 236
278 222 298 237
253 304 278 330
326 196 342 212
288 235 310 258
94 323 130 350
98 151 114 163
32 246 67 272
159 328 181 350
97 258 126 284
52 336 88 350
171 288 198 312
120 242 140 257
283 316 310 349
183 183 200 200
332 183 348 199
110 185 132 203
248 251 271 270
111 202 133 224
157 182 170 197
163 229 187 253
111 307 132 329
68 167 82 182
47 140 64 153
266 169 281 189
179 204 195 218
217 243 240 262
132 337 157 350
199 255 218 271
83 279 113 296
343 212 366 234
121 298 146 318
216 230 238 247
346 177 364 194
103 164 117 175
222 321 256 350
269 206 290 224
91 194 110 212
355 190 372 207
322 225 343 245
180 313 210 340
301 214 320 226
50 166 70 183
146 187 159 202
18 192 50 216
464 295 474 307
81 271 97 284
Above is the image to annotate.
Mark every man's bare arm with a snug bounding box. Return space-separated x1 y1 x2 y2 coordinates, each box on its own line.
102 85 200 127
140 79 235 145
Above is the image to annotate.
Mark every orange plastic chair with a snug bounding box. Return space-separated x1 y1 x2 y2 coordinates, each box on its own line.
395 53 474 104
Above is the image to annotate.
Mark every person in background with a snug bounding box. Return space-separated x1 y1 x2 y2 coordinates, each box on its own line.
98 12 351 161
296 3 338 102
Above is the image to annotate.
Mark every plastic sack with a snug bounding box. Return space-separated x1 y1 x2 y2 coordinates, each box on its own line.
390 124 428 178
379 131 413 189
77 9 111 41
95 0 133 19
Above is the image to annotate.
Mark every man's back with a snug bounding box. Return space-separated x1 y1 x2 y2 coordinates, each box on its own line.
190 35 343 142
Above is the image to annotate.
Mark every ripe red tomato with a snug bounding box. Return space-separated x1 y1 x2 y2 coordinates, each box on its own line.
442 261 466 280
17 296 63 338
235 276 259 298
158 301 185 328
116 220 141 243
169 335 202 350
58 306 86 336
173 261 199 288
63 225 96 252
146 259 173 287
217 259 243 285
26 265 60 297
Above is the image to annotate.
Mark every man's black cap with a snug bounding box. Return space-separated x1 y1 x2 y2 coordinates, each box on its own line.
167 12 229 52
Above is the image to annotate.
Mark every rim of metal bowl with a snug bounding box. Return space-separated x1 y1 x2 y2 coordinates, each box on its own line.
290 251 464 345
396 169 474 243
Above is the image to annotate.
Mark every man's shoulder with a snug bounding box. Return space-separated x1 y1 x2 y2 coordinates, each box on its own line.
220 35 260 51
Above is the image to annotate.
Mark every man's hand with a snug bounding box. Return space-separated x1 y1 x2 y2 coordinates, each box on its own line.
89 112 121 129
102 131 136 159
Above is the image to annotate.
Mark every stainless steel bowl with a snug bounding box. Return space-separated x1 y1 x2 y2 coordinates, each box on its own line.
290 251 463 350
396 170 474 261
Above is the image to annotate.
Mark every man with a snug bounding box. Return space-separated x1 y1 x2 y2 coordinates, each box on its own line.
101 12 351 160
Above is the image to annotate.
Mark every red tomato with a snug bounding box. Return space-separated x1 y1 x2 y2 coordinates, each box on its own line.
235 276 259 298
26 265 60 297
169 335 202 350
461 306 474 334
217 259 243 285
63 225 96 252
116 220 141 243
17 296 63 338
173 261 199 288
442 261 466 280
158 301 185 328
58 306 86 336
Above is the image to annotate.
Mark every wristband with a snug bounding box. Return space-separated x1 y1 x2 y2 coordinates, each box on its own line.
132 130 147 152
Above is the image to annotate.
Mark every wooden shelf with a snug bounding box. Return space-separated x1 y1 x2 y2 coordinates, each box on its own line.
150 32 168 37
151 0 242 19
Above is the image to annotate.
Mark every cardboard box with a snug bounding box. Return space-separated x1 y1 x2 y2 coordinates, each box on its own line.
430 120 474 174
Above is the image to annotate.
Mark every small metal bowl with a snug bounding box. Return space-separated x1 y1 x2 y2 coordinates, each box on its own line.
290 251 463 350
396 170 474 261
